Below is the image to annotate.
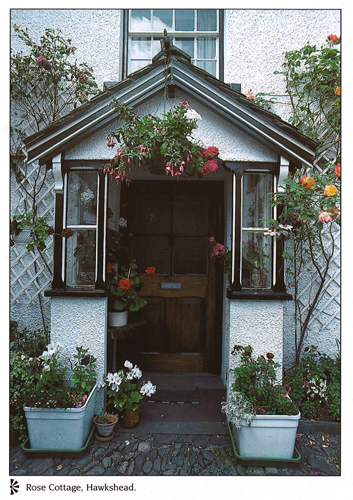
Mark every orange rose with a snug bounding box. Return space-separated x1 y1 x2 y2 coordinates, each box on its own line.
335 86 341 96
323 185 338 197
300 175 316 189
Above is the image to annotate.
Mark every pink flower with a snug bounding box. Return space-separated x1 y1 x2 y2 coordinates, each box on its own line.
79 73 88 81
36 56 52 71
178 100 188 107
318 212 332 223
211 243 225 257
335 163 341 178
209 236 216 242
245 91 255 100
327 34 339 44
302 378 309 387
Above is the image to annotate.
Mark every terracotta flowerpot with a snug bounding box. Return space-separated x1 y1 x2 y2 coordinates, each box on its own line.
93 414 118 438
120 406 141 428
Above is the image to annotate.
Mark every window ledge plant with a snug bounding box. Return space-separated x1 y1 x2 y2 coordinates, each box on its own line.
103 99 220 182
222 345 298 429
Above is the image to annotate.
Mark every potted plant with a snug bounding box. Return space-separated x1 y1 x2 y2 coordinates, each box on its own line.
222 345 300 459
103 100 220 183
10 211 54 251
103 360 156 428
108 260 156 327
93 409 118 441
11 343 98 451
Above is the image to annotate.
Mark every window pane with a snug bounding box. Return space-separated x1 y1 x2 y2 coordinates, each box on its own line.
134 236 170 275
173 195 209 236
130 37 151 59
175 38 194 58
242 232 272 288
175 9 194 31
131 10 152 31
242 173 273 228
152 37 163 56
67 171 97 226
197 37 216 58
173 237 208 275
152 10 173 30
66 229 96 286
129 60 149 73
134 195 171 234
197 10 217 31
196 60 216 76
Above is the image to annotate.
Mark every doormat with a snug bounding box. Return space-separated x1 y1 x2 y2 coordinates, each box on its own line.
148 388 200 404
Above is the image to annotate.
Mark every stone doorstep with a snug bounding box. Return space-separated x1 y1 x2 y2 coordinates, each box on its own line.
298 419 341 435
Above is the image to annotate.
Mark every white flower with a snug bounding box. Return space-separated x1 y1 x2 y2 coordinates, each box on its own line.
124 360 133 369
126 372 134 380
140 380 156 397
185 108 202 121
118 217 128 228
264 230 279 236
131 365 142 379
42 364 50 372
80 188 95 205
70 182 81 193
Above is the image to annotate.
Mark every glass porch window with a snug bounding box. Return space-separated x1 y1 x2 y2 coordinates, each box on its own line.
241 173 273 289
128 9 219 77
64 170 99 286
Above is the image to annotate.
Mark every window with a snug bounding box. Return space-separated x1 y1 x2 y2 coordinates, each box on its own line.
64 170 99 286
226 162 290 299
126 9 221 78
241 173 273 289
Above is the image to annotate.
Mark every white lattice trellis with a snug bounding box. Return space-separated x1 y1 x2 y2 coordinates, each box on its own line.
10 162 55 327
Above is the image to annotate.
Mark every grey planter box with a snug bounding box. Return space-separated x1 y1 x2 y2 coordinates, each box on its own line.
24 383 97 450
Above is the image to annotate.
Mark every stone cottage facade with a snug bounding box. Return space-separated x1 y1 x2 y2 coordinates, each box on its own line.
10 9 340 397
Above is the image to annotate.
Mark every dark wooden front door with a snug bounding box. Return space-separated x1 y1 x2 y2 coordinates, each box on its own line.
121 181 224 373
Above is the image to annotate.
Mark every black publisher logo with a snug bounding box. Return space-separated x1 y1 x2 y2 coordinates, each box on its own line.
10 479 20 495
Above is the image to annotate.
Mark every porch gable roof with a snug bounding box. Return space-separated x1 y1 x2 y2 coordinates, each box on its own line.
24 47 317 168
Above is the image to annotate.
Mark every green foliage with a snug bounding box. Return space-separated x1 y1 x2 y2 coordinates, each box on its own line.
11 24 99 131
10 326 50 357
104 100 219 182
284 345 340 421
109 260 155 312
229 345 298 416
279 38 340 161
268 164 340 362
10 211 54 251
104 362 156 412
71 346 97 397
10 344 97 443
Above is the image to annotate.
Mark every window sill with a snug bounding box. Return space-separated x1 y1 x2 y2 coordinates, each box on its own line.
227 288 292 301
45 287 109 298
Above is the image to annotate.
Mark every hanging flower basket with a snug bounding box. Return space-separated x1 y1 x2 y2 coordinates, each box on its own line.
103 100 220 183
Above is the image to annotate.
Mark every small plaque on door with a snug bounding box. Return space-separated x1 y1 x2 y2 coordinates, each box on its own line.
161 282 181 289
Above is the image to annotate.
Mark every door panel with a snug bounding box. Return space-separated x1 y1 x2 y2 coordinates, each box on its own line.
121 181 223 373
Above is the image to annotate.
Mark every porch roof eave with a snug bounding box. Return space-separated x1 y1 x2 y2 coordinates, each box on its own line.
23 51 317 169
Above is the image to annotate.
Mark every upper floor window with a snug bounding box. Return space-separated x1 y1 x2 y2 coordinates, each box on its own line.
127 9 220 77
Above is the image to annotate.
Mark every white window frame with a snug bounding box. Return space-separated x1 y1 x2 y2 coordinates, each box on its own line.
62 168 100 286
127 9 220 77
